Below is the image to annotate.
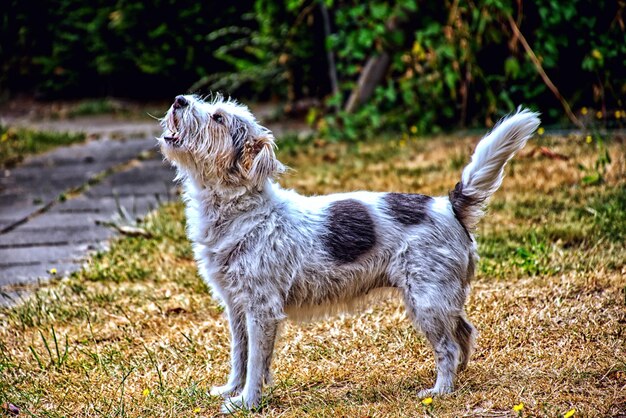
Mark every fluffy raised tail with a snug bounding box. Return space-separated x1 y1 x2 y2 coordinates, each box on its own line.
450 108 540 231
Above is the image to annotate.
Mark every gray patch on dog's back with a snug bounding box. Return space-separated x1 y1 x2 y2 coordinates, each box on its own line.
449 182 477 238
323 199 377 263
384 193 433 225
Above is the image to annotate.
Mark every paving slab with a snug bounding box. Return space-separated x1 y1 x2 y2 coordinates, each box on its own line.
0 196 46 230
13 137 157 168
85 159 177 198
0 261 85 288
0 244 89 267
50 195 164 216
0 224 115 248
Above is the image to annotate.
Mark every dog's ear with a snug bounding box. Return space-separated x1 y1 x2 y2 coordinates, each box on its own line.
242 131 285 186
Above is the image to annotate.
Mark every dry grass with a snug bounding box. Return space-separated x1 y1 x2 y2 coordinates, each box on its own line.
1 133 625 417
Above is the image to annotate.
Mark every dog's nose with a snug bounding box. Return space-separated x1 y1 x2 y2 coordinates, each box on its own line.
173 95 188 109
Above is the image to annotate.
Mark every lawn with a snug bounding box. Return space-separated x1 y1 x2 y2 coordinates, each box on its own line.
0 126 86 169
0 132 624 417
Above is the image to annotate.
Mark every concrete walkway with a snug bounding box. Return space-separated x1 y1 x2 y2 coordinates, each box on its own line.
0 117 174 305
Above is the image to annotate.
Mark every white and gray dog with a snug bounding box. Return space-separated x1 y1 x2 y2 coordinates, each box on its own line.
158 94 540 412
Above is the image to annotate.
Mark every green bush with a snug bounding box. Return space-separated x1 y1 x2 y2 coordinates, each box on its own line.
1 0 624 136
319 0 626 139
0 0 253 98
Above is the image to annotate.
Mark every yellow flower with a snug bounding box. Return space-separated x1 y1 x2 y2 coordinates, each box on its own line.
193 407 201 413
615 110 622 119
596 111 603 119
581 107 588 115
591 49 602 60
513 402 524 412
564 409 576 418
537 127 545 136
410 126 418 134
142 388 150 397
421 397 433 406
585 135 593 143
411 41 426 60
49 268 57 275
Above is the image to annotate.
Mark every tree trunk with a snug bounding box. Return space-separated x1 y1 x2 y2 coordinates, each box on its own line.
344 53 391 113
344 14 403 113
319 0 339 104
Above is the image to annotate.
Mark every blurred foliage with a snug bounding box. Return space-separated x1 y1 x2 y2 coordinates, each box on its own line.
1 0 625 136
318 0 626 139
192 0 333 100
0 0 253 99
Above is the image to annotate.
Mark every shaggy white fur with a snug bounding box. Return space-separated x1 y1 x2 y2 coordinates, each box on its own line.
157 95 540 412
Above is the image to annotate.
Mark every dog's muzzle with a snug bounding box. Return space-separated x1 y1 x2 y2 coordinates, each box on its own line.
164 96 186 146
173 95 188 109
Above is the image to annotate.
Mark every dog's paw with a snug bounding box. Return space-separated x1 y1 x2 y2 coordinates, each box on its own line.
221 393 261 414
418 388 436 399
220 395 244 414
418 385 453 398
209 383 241 398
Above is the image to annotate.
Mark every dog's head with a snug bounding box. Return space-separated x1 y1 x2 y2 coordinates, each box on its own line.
158 94 284 187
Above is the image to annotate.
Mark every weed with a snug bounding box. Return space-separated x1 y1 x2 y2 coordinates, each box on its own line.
577 134 612 185
581 186 626 243
28 326 69 369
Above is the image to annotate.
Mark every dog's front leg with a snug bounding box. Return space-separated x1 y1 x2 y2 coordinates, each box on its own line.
210 306 248 398
222 312 279 413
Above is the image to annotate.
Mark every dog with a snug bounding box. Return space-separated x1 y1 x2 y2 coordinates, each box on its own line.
158 94 540 412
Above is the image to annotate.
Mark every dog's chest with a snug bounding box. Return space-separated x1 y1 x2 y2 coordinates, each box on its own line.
185 201 250 259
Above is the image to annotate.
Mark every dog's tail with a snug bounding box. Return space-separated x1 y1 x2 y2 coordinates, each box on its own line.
450 108 540 231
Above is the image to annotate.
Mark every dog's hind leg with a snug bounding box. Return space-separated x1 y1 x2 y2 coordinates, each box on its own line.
210 305 248 398
454 314 475 372
403 290 464 397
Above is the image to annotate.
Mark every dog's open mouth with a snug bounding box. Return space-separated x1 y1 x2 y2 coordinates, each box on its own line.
164 112 182 146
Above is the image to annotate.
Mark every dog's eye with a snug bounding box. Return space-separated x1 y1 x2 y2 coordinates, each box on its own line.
212 114 224 124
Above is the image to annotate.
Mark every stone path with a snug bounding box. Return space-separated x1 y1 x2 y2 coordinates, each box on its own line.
0 118 175 306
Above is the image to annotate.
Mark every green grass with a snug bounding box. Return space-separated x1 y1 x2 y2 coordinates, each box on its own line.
479 185 626 278
0 134 624 417
63 98 169 120
68 98 120 117
0 125 86 168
